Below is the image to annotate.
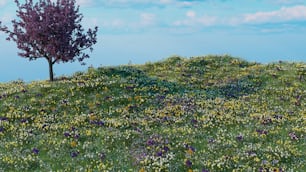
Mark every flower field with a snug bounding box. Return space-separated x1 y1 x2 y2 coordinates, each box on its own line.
0 55 305 171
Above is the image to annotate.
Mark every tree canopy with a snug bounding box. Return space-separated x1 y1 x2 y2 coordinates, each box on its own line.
0 0 98 81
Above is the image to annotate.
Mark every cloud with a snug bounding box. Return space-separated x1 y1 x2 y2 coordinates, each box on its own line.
174 11 217 26
0 13 13 26
274 0 306 5
0 0 7 7
90 0 203 8
140 13 156 26
76 0 93 6
243 5 306 24
186 11 196 18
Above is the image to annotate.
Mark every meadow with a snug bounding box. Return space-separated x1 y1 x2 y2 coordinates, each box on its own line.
0 55 305 171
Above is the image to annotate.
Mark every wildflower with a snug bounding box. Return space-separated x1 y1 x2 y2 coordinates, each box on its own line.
272 159 279 165
0 127 5 133
91 120 105 126
185 144 195 155
185 159 192 168
64 132 71 137
71 151 79 158
74 134 80 139
163 146 170 152
36 93 43 97
202 169 209 172
86 130 92 136
146 138 155 146
20 118 28 123
236 135 243 141
289 132 298 140
191 119 198 126
256 129 268 135
0 117 8 121
156 151 163 157
186 148 194 155
32 148 39 155
139 167 145 172
71 141 77 147
208 138 215 144
99 152 106 161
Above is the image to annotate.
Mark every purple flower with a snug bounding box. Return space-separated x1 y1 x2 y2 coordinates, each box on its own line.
236 135 243 141
64 132 70 137
91 120 104 126
74 134 80 139
21 118 28 123
32 148 39 155
0 127 5 133
156 151 163 157
256 129 268 135
202 169 209 172
146 139 155 146
185 144 195 152
208 138 215 144
0 117 8 121
99 152 106 161
42 124 48 129
71 151 79 158
289 132 298 140
191 119 198 125
185 159 192 167
163 146 170 152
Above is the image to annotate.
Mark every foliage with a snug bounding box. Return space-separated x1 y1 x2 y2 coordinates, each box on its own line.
0 55 305 171
0 0 98 81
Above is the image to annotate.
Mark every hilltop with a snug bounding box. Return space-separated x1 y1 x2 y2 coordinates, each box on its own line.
0 55 305 171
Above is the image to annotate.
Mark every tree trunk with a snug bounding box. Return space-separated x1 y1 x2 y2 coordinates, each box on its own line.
48 58 54 81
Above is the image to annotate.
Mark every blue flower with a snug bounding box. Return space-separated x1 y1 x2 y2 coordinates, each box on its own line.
185 159 192 167
71 151 79 158
0 127 5 133
32 148 39 155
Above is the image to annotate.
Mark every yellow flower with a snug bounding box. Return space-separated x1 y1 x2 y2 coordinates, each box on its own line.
89 114 97 121
139 167 145 172
188 169 193 172
70 141 77 147
86 130 92 136
254 157 260 162
186 148 194 155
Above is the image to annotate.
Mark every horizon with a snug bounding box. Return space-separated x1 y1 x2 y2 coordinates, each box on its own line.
1 0 306 82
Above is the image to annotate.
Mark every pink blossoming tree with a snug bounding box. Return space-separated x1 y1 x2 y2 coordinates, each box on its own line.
0 0 98 81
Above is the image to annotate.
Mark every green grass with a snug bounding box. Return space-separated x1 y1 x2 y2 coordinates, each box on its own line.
0 55 305 171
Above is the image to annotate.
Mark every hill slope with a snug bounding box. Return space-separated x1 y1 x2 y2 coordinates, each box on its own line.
0 55 305 171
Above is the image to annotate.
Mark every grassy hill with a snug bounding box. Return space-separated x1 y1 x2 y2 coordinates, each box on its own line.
0 55 305 171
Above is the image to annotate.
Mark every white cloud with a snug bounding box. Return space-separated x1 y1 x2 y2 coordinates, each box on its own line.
76 0 93 6
92 0 199 8
186 11 196 18
274 0 306 5
174 11 217 26
101 19 126 29
0 13 13 25
140 13 156 26
0 0 7 7
243 5 306 23
159 0 173 4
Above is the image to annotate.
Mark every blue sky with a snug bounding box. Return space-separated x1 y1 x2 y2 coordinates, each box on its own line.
1 0 306 82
